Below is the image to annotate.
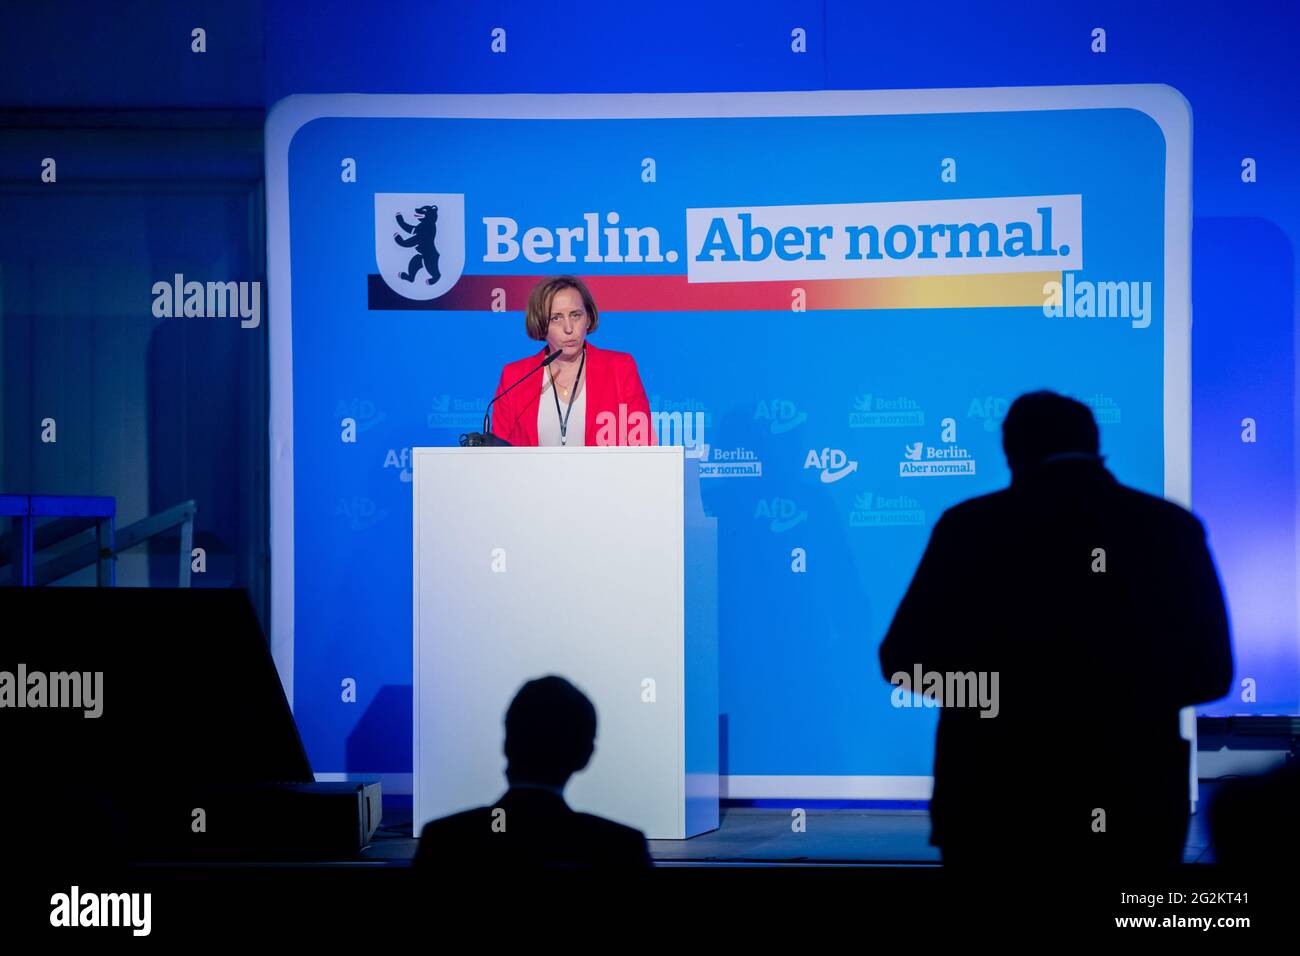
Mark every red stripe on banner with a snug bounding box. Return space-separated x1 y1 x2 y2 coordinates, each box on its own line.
401 274 809 311
371 272 1052 311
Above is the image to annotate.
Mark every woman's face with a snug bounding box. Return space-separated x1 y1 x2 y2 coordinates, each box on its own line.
545 288 590 359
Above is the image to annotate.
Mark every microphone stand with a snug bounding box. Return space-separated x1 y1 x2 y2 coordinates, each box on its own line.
459 349 561 446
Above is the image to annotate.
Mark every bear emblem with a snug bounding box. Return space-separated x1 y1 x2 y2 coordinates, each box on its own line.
393 205 441 285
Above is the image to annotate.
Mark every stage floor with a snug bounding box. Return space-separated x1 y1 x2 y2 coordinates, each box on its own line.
363 801 1216 866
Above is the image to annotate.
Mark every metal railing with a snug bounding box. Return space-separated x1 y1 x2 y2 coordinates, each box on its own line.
0 495 197 587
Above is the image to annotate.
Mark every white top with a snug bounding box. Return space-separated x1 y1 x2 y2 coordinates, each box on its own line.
537 367 586 446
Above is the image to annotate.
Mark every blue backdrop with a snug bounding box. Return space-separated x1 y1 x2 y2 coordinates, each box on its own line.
275 92 1181 781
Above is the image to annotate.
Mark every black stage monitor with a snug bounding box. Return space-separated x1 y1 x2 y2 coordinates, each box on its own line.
1 587 314 861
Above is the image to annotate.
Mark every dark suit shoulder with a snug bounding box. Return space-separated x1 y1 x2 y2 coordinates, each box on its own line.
937 490 1014 524
1107 483 1204 530
571 813 652 864
413 806 497 868
570 812 645 840
417 806 492 838
942 477 1204 535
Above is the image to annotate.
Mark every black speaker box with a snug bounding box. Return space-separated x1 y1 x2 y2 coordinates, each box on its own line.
0 587 378 864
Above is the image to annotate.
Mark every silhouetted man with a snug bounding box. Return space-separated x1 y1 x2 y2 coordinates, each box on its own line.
413 675 653 870
880 391 1233 867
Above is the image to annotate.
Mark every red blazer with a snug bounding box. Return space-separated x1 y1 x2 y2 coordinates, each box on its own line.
489 340 655 447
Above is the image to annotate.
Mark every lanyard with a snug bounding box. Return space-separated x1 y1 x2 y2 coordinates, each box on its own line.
548 346 585 446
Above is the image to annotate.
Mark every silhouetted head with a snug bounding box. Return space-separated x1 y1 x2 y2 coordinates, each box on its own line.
1001 390 1101 480
504 676 597 789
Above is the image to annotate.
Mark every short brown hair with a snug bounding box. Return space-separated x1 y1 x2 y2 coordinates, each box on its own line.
525 275 600 341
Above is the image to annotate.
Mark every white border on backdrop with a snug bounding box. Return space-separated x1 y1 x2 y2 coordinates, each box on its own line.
265 85 1191 799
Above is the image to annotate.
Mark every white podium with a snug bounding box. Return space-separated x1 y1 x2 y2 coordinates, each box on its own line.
412 445 718 840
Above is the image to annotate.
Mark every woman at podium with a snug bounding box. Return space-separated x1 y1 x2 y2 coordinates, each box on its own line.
489 275 655 447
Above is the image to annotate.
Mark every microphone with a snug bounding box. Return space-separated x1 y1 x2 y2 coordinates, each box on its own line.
459 348 561 446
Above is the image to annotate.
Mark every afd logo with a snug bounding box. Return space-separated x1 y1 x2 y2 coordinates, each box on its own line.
383 447 412 482
967 396 1011 432
754 399 807 434
374 193 465 300
803 448 858 483
754 497 807 532
336 497 387 532
335 398 387 433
